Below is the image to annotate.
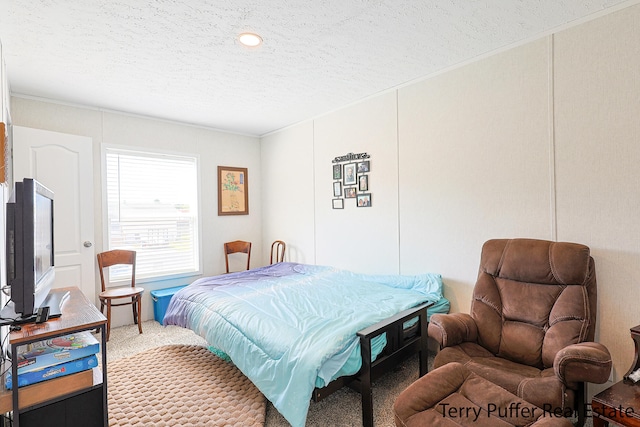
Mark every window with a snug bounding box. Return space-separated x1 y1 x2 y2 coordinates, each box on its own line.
104 147 200 282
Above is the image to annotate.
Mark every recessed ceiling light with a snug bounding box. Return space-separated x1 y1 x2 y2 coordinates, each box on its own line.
238 33 263 47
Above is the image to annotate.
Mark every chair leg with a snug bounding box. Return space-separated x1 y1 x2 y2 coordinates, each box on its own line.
132 297 138 324
136 296 143 335
106 301 112 342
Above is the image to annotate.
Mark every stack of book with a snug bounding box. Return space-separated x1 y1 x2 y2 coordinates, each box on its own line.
5 331 100 390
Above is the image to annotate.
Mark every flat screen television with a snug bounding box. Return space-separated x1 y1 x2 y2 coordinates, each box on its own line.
4 178 56 321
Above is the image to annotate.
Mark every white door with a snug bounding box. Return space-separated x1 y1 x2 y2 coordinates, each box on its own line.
12 126 96 303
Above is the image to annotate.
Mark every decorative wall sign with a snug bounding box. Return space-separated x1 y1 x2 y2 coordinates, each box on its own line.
218 166 249 215
332 152 370 163
331 151 372 208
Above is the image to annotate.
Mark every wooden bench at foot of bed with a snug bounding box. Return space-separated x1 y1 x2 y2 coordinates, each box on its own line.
311 301 432 427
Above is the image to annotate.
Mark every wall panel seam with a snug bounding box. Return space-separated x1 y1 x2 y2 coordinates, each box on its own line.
395 89 401 274
312 120 317 265
548 34 558 242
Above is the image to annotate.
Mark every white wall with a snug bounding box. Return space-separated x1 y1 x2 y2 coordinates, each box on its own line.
260 121 315 265
552 7 640 393
261 3 640 397
9 99 262 327
0 39 9 124
398 38 553 312
314 91 400 274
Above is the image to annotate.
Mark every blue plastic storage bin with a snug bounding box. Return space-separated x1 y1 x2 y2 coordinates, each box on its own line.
150 285 188 323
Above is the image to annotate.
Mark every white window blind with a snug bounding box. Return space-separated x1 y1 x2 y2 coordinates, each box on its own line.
105 148 200 282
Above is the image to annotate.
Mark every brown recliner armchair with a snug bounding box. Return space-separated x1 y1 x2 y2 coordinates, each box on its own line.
428 238 612 427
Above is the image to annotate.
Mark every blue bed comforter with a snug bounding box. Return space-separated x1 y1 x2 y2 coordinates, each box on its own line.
163 262 444 427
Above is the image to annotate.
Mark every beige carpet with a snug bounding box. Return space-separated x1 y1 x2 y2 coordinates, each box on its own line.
105 321 592 427
105 321 426 426
107 344 266 427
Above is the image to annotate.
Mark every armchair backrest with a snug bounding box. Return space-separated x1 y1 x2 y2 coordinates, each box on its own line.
471 238 596 369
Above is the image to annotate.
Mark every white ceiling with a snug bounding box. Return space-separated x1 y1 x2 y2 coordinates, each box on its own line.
0 1 634 136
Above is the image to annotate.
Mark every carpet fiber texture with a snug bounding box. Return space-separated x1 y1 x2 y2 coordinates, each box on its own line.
107 344 266 427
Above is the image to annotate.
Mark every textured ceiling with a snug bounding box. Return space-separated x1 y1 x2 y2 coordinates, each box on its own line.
0 1 634 136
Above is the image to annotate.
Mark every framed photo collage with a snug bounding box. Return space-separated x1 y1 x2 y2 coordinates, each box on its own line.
332 152 371 209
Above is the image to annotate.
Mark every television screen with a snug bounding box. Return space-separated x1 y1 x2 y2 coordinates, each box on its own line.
34 191 54 285
3 178 56 319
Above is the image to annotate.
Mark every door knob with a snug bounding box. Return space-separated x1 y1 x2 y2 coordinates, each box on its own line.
83 241 93 248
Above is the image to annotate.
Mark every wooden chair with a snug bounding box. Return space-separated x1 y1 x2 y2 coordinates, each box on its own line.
270 240 286 264
224 240 252 273
96 249 144 341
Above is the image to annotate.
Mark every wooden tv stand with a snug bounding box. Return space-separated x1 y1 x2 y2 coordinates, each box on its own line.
1 287 107 427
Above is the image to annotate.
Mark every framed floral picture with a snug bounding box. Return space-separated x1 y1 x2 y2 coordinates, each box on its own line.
218 166 249 215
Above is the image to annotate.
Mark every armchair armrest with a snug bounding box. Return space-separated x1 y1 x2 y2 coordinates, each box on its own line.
554 342 612 387
428 312 478 349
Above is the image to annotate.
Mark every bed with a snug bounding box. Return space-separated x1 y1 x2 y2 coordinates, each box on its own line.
163 262 449 427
